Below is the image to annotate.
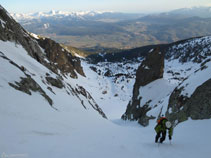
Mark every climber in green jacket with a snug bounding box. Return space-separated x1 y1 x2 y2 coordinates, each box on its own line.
154 117 173 143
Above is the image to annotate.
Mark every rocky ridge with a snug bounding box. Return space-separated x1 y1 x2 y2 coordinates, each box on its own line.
121 36 211 126
121 48 165 126
0 5 106 118
37 37 85 78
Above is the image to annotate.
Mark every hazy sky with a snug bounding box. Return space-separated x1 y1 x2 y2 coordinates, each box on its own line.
1 0 211 13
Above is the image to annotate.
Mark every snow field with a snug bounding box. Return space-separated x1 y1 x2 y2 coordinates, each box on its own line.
1 38 211 158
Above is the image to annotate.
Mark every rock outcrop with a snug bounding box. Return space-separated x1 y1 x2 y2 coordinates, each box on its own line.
37 38 85 78
121 36 211 127
0 5 84 79
122 47 164 126
0 5 106 119
0 5 46 64
166 79 211 125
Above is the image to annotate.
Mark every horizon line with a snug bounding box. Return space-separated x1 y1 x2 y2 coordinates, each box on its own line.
9 5 211 14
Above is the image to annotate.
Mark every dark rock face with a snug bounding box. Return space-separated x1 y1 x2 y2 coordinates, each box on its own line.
45 76 64 89
75 85 107 119
0 5 46 65
121 37 211 127
104 69 112 77
166 79 211 125
0 51 53 106
37 38 85 78
134 47 164 93
9 75 53 106
122 47 164 126
0 5 85 79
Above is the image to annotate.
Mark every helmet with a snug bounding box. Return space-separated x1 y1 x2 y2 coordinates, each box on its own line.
165 121 172 128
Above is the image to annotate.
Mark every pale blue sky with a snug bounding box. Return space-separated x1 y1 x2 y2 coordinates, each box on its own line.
1 0 211 13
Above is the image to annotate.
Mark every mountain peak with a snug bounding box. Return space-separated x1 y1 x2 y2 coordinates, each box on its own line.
10 10 110 21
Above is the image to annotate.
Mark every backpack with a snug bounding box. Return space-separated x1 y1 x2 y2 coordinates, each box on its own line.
157 117 167 124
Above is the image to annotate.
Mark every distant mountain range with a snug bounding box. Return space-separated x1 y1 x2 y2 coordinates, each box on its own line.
11 6 211 20
167 6 211 18
11 10 144 22
11 6 211 49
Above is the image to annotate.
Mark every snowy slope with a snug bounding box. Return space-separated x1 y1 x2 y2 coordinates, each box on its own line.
77 60 141 119
143 55 207 118
1 45 211 158
1 30 211 158
76 36 211 122
1 92 211 158
168 36 211 97
0 40 107 156
1 4 211 157
2 40 211 158
121 36 211 127
0 40 104 113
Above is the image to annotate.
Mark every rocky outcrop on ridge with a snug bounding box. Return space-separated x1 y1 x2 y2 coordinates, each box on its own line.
166 79 211 125
0 5 84 79
122 47 164 126
37 37 85 78
0 5 46 64
0 5 106 119
122 36 211 127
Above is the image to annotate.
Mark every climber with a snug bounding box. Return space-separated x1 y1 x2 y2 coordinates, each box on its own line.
154 116 173 143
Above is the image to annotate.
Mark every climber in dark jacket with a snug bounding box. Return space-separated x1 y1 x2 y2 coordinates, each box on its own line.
154 117 173 143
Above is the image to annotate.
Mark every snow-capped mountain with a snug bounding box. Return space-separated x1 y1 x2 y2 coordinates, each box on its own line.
1 4 211 158
11 10 143 22
11 6 211 21
11 10 108 21
10 7 211 49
